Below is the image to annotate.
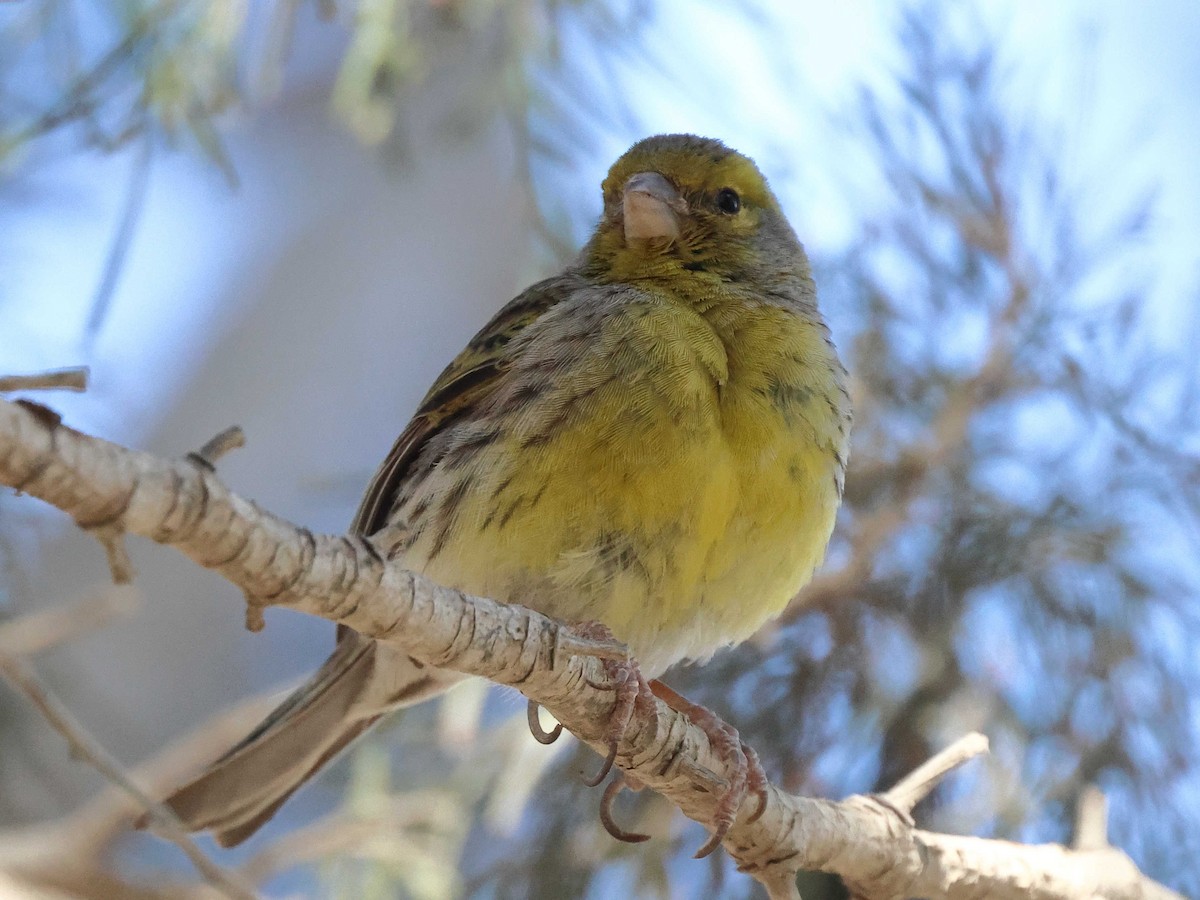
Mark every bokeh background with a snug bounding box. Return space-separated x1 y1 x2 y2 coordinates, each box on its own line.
1 1 1198 897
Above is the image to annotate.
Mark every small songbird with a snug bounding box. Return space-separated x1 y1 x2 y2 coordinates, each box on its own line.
163 134 851 851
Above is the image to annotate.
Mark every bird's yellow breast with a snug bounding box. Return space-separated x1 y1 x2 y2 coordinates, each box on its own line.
398 289 849 677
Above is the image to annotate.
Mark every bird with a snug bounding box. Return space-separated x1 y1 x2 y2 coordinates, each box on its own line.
161 133 851 854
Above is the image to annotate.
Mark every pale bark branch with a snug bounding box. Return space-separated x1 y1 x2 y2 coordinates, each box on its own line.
0 368 89 393
0 692 284 898
881 731 989 814
0 587 138 657
0 650 257 900
190 425 246 468
1073 785 1110 852
0 395 1183 900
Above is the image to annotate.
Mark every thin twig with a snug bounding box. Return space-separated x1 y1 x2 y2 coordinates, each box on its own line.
86 129 154 339
9 1 178 147
238 793 457 885
882 731 989 813
0 652 257 900
0 368 89 393
0 587 138 657
89 524 136 584
1072 785 1109 851
52 692 283 864
191 426 247 468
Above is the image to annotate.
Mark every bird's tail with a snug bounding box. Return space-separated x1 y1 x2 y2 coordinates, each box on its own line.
159 633 459 847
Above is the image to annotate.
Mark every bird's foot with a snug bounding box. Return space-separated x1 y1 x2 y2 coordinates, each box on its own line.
524 623 768 857
650 680 768 858
522 621 653 786
575 622 653 786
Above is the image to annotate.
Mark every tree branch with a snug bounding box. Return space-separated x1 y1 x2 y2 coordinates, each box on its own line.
0 368 90 393
881 731 989 814
0 395 1183 900
0 651 257 900
0 691 286 897
0 587 137 657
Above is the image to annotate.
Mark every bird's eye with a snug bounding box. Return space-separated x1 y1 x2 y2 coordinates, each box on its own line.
716 188 741 214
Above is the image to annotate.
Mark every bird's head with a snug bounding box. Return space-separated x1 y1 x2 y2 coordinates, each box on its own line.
581 134 807 284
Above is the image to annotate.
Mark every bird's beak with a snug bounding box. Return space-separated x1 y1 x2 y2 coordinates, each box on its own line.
622 172 686 243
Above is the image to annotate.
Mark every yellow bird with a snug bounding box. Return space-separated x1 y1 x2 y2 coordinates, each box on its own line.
164 134 851 852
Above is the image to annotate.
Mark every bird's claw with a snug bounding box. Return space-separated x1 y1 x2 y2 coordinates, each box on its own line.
599 772 649 843
585 740 619 786
649 680 768 858
582 655 647 785
743 740 769 823
557 621 650 786
526 700 563 745
529 622 771 857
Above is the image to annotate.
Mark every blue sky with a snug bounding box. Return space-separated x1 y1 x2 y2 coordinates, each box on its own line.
3 1 1197 438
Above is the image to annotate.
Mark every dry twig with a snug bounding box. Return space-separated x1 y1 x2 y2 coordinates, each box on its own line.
189 426 247 469
0 368 90 393
0 650 257 900
882 731 989 814
0 395 1185 900
0 587 138 657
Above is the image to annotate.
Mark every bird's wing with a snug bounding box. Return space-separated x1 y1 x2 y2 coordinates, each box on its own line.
184 274 579 785
349 274 577 538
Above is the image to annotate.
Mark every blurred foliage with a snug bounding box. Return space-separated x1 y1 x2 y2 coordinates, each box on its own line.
0 0 648 164
0 0 649 328
0 0 240 168
2 1 1198 898
450 6 1200 899
833 8 1199 869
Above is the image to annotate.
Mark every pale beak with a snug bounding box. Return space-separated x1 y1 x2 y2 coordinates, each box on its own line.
622 172 686 243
